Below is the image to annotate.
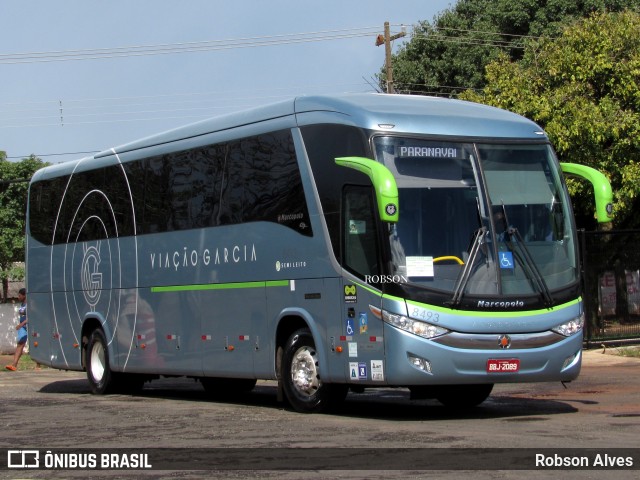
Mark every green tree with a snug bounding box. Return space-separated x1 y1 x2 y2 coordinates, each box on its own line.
385 0 639 96
461 11 640 229
0 153 47 301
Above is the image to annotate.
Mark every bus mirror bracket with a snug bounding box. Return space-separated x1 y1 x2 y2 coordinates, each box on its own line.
560 163 613 223
335 156 399 223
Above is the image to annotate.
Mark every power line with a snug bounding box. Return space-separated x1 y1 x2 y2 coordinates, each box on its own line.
0 27 383 65
418 25 548 41
0 178 31 184
0 82 369 110
394 81 481 92
0 82 375 128
408 32 526 49
0 23 544 67
6 151 98 160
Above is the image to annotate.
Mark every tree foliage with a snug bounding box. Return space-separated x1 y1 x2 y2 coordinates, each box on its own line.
0 153 48 300
461 11 640 228
385 0 639 96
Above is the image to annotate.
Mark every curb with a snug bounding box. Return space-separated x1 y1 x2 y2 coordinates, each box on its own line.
582 348 640 366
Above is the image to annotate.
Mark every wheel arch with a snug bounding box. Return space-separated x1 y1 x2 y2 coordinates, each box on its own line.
274 308 330 379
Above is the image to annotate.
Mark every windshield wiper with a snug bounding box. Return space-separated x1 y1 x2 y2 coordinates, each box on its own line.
501 204 553 307
450 226 487 308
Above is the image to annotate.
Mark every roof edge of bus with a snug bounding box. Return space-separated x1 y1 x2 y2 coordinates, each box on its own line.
29 154 95 183
85 93 545 161
293 93 546 138
94 97 302 159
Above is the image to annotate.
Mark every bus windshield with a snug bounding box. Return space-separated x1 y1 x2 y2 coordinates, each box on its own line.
373 136 577 298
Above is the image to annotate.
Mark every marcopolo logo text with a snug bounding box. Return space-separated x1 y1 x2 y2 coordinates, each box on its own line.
477 300 525 309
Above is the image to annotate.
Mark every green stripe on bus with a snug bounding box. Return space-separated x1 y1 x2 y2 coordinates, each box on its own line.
151 280 289 293
328 280 581 319
405 297 581 318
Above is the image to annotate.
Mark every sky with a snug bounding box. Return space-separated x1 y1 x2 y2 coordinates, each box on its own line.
1 0 454 165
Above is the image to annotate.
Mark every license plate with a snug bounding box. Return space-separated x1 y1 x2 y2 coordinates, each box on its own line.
487 359 520 373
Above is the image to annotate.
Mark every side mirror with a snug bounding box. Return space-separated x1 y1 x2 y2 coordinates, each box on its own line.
560 163 613 223
335 156 399 223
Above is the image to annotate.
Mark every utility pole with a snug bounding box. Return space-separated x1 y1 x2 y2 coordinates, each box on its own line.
376 22 406 94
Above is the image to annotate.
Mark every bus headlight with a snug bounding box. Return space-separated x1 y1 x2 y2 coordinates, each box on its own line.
551 313 585 337
382 310 449 339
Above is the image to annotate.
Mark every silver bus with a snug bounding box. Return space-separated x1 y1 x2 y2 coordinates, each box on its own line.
26 94 612 412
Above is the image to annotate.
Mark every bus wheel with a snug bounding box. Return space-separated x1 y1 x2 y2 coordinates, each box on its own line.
282 328 346 413
435 384 494 408
86 329 114 394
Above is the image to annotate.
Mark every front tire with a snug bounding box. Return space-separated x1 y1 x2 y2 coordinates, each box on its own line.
282 328 346 413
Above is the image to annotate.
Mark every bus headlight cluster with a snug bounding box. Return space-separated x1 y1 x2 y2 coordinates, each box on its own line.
551 313 585 337
382 310 449 339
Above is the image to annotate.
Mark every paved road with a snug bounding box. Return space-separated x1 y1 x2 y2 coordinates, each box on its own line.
0 349 638 479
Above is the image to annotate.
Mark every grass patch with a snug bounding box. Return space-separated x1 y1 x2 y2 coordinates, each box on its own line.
616 347 640 358
3 354 43 371
19 354 43 370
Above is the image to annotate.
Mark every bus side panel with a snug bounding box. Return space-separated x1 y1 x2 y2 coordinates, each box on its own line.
27 241 90 371
25 240 52 367
51 236 139 373
24 242 51 294
266 278 343 382
26 291 51 367
200 286 265 378
47 290 83 370
113 288 163 374
323 277 350 383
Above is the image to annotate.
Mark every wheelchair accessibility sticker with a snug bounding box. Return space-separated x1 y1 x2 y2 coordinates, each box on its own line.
499 251 514 270
346 319 355 336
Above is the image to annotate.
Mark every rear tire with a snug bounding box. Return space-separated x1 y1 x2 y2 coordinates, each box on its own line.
436 384 493 408
86 329 114 394
282 328 347 413
86 328 145 394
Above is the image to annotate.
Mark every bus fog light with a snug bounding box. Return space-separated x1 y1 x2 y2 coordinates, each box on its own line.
408 355 432 373
552 313 585 337
382 310 449 339
561 350 581 371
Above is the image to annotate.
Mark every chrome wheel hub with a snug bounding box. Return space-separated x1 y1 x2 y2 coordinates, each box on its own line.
90 343 105 382
290 346 320 397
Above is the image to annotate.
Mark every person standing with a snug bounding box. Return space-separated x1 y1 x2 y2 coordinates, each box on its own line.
5 288 28 371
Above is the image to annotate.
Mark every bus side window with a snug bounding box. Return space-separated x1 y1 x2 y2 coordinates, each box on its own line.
343 186 380 278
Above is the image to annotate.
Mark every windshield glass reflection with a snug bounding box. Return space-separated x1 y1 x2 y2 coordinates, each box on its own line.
373 137 577 299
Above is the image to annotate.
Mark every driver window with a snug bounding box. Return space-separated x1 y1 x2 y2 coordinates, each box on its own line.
343 186 380 278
